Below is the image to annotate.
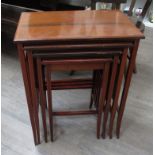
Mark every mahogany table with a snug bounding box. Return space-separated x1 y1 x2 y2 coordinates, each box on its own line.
14 10 144 145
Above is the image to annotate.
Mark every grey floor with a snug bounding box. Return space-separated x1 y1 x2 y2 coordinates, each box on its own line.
2 27 153 155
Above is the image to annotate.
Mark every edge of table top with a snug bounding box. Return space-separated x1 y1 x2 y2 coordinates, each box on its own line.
14 10 145 43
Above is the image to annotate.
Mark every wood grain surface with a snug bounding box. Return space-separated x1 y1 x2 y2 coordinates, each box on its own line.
14 10 144 42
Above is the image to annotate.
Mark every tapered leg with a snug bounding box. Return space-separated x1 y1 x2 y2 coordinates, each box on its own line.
94 71 100 109
94 70 102 109
27 51 40 144
42 66 48 109
94 71 99 108
46 66 54 142
109 49 128 139
37 58 48 142
116 40 140 138
95 70 102 109
17 44 38 145
97 63 110 139
89 70 97 109
128 47 137 74
44 90 48 109
102 56 119 138
133 61 137 73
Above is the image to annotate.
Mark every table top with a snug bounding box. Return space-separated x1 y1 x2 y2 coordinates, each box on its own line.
14 10 144 43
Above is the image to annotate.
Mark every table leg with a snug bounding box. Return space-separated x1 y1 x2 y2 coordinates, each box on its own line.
96 71 102 109
17 44 38 145
102 56 119 138
116 40 140 138
46 66 54 142
27 51 40 144
89 70 96 109
91 70 100 109
97 63 109 139
37 58 48 142
109 48 128 139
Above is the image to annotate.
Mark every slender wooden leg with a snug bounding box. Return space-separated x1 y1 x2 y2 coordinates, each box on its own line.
97 63 110 139
102 56 119 138
34 59 41 112
46 66 54 142
96 70 103 107
27 51 40 144
129 47 137 74
133 62 137 73
89 89 94 109
44 90 48 109
94 70 102 109
95 70 102 109
37 58 48 142
94 71 98 108
109 49 128 139
42 66 48 109
116 40 140 138
36 88 40 113
90 70 99 109
17 44 38 145
89 70 96 109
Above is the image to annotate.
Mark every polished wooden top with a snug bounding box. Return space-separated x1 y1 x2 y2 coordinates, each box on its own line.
14 10 144 43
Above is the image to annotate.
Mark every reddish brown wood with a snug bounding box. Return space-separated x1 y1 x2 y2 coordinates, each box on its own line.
36 58 48 142
45 78 93 90
97 63 110 139
116 40 140 138
93 71 99 109
89 71 97 109
14 10 144 43
97 71 103 108
42 58 112 65
53 110 97 116
14 10 144 143
109 48 128 139
92 70 103 110
24 43 133 51
17 44 38 145
44 78 93 90
51 84 92 90
102 56 119 138
32 50 129 59
42 58 112 140
42 58 112 72
46 66 54 142
50 78 92 84
27 51 40 143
